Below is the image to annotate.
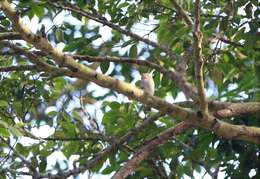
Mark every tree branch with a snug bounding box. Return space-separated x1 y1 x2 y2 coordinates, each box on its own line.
193 0 208 113
176 46 192 76
147 159 169 179
0 64 37 72
73 54 197 100
175 101 260 119
214 35 260 51
0 32 21 40
47 1 179 60
0 137 39 177
38 113 166 179
171 0 193 28
213 102 260 118
113 122 191 179
41 134 114 143
0 48 198 100
0 169 32 177
0 41 75 78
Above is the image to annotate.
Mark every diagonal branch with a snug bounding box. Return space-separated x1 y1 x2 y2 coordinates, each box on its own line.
113 122 191 179
47 0 179 60
0 137 39 177
39 113 166 179
73 54 198 100
171 0 193 28
0 48 197 100
22 130 115 143
0 41 75 78
193 0 208 113
147 158 169 179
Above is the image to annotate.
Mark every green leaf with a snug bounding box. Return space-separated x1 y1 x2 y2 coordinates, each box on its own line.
119 17 128 26
122 39 134 47
161 74 170 86
9 126 23 137
16 143 29 157
0 100 8 107
55 28 65 42
129 44 137 58
39 157 47 173
0 127 9 138
101 165 115 174
47 110 58 117
53 77 67 91
63 142 79 158
108 101 121 110
0 120 10 137
100 62 110 74
210 66 224 87
63 38 88 52
31 4 45 17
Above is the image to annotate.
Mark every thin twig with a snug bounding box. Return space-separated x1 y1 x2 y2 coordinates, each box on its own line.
177 46 193 76
47 1 179 60
216 35 260 51
0 169 32 177
171 0 193 28
0 64 37 72
0 137 39 177
38 113 166 179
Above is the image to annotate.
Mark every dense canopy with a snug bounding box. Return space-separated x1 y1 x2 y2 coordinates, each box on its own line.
0 0 259 179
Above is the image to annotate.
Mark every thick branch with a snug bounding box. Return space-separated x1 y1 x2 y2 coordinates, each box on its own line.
0 48 197 100
73 54 197 100
0 41 75 78
214 102 260 118
193 0 208 112
113 122 191 179
176 101 260 118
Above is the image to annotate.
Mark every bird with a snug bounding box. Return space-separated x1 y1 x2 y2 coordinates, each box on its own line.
140 73 155 95
140 73 155 114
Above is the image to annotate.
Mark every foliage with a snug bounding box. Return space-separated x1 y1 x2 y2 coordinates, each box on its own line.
0 0 259 179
